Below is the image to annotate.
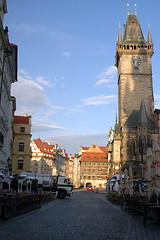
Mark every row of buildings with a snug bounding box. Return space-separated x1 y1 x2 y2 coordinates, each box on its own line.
11 113 108 189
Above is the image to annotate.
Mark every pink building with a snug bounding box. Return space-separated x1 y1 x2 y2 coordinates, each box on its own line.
154 109 160 147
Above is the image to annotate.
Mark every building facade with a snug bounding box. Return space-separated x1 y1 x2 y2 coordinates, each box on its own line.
107 121 121 179
72 153 81 188
54 148 66 177
0 0 18 176
30 139 56 176
66 153 74 182
112 10 159 178
79 143 108 188
12 115 31 174
30 139 66 177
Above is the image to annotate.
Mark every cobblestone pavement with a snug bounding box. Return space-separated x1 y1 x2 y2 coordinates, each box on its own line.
0 190 160 240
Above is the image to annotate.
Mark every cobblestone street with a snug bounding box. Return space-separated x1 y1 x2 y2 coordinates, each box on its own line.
0 190 160 240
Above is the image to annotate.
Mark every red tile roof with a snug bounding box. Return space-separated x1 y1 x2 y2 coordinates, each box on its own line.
9 42 17 48
81 152 107 162
14 115 29 124
33 138 54 154
81 147 89 150
99 146 108 152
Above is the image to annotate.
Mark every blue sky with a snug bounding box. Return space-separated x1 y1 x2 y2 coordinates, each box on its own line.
4 0 160 154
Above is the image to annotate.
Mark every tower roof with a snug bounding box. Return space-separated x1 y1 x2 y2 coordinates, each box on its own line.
123 14 145 44
124 98 157 128
138 97 148 125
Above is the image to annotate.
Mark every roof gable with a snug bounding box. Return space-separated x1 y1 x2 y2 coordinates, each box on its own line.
86 143 104 153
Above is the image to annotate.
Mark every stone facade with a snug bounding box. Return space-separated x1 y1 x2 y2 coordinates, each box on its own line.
112 12 159 178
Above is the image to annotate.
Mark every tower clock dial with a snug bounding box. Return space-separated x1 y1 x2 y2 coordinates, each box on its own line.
131 56 141 68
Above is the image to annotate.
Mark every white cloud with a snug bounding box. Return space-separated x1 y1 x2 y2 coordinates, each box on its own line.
19 69 32 79
11 70 64 117
82 95 117 105
95 65 117 86
12 75 48 115
36 76 53 87
32 122 67 132
62 52 71 57
44 132 108 155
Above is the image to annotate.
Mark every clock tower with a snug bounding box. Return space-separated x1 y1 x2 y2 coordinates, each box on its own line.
115 12 154 127
113 11 159 177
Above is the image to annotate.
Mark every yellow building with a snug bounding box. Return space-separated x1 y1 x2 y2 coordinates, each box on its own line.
12 115 32 174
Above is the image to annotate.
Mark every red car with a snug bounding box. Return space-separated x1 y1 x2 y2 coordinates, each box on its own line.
87 186 93 191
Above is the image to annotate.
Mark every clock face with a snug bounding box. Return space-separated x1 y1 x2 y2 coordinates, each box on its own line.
131 56 141 68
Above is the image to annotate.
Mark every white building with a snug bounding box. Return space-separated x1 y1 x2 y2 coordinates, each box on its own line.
30 139 56 176
54 148 66 176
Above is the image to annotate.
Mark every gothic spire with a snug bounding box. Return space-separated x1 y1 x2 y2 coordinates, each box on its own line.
117 22 122 43
147 24 153 44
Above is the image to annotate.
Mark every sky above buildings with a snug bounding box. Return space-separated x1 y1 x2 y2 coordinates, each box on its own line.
4 0 160 154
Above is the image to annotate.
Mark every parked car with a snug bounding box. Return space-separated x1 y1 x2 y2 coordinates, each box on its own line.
87 186 93 191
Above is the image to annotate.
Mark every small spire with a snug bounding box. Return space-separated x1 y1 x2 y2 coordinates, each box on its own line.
147 23 153 44
117 21 122 43
127 4 129 15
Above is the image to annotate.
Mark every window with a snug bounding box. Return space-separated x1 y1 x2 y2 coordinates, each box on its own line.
20 127 25 133
19 142 24 152
18 160 23 169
